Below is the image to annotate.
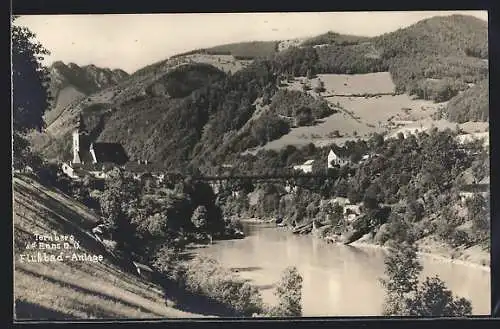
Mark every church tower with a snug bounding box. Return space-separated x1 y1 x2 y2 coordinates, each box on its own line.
72 115 90 164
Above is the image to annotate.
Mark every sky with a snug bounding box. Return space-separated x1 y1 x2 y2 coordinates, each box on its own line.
14 11 488 74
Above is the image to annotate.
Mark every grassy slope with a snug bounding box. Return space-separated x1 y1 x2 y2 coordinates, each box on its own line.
13 174 206 320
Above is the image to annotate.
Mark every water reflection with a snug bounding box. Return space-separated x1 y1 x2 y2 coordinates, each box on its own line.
197 224 490 316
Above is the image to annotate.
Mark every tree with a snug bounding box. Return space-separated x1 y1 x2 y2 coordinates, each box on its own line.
12 17 52 162
294 106 314 126
330 203 344 226
406 276 472 317
363 182 382 210
381 241 472 317
191 205 208 229
270 266 303 317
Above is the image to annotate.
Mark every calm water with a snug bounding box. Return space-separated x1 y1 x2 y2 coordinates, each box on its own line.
197 223 490 316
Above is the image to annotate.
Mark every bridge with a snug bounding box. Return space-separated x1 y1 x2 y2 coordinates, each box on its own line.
187 173 339 182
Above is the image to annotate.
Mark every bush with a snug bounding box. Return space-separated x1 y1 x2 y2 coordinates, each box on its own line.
405 276 472 317
152 244 184 281
268 266 303 317
381 241 472 317
183 256 264 316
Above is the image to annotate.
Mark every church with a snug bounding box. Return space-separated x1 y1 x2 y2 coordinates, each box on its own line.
61 115 128 179
71 115 128 166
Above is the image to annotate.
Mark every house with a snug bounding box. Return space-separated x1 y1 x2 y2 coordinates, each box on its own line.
62 162 79 179
328 150 348 168
293 160 315 173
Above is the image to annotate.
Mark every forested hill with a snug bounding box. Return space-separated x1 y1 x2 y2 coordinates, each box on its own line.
34 14 488 172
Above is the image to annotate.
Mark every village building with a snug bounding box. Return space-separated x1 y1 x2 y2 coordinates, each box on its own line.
293 159 315 173
328 149 348 168
459 175 490 205
455 132 489 149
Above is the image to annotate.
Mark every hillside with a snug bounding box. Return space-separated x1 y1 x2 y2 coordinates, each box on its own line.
13 174 207 320
444 78 489 123
45 62 129 126
32 14 488 171
300 31 370 47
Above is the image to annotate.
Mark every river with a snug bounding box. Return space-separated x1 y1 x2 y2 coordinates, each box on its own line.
196 223 490 316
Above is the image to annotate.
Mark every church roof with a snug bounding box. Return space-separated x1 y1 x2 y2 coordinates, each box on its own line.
78 150 94 164
91 143 128 165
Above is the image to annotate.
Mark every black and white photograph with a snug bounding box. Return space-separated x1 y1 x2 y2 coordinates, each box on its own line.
12 11 490 320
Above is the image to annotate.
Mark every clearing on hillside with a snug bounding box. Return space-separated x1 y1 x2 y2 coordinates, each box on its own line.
317 72 395 95
259 72 487 151
13 174 206 320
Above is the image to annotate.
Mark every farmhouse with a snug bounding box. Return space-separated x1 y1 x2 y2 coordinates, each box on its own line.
293 160 315 173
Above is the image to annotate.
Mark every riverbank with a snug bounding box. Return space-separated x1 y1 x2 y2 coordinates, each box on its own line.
329 233 490 272
238 217 276 224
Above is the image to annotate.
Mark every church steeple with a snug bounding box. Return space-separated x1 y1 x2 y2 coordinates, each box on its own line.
78 114 88 134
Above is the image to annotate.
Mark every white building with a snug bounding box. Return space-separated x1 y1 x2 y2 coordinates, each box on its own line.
293 160 315 173
61 162 79 179
328 150 348 168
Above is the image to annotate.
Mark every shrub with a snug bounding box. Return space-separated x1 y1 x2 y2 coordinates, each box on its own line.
381 241 472 317
152 244 184 281
405 276 472 317
183 256 264 316
268 266 303 317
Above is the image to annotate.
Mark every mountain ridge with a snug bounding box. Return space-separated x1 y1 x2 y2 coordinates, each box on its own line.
32 14 488 172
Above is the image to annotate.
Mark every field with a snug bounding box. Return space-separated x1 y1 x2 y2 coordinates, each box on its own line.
181 54 252 74
317 72 395 95
259 72 488 151
13 175 206 320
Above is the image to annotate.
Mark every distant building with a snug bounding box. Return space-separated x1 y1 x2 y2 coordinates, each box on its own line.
458 175 490 205
455 133 489 149
293 159 315 173
328 150 348 168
